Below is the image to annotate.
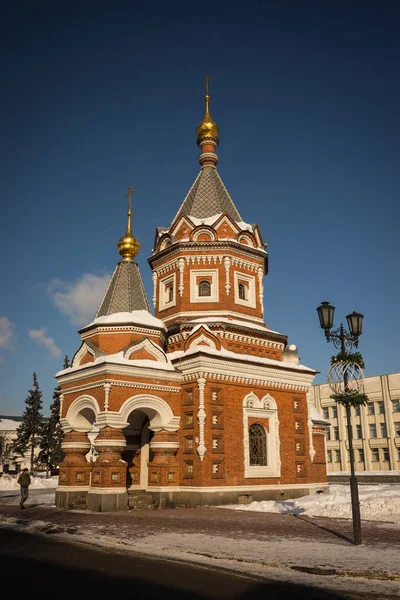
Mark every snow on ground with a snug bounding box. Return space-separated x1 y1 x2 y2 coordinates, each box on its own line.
0 474 58 491
221 484 400 523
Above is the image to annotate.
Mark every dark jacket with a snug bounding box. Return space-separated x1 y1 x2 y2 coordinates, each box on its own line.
17 473 31 488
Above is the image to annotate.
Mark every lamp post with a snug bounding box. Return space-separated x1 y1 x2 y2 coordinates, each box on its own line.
317 301 364 546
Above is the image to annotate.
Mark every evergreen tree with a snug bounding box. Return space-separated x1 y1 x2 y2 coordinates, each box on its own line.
37 385 64 476
12 373 44 473
63 355 70 369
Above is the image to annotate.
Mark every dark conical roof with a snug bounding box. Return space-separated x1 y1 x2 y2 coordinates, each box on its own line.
171 166 242 224
96 261 150 318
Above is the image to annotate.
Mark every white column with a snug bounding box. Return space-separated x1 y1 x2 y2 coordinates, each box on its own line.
258 268 264 315
197 377 207 461
178 258 185 297
381 375 397 469
152 271 157 308
103 383 111 411
224 257 231 295
306 390 316 462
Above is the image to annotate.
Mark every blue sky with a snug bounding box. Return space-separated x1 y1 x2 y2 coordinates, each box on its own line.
1 1 399 414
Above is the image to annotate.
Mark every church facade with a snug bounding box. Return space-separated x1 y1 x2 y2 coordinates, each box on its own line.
55 85 328 511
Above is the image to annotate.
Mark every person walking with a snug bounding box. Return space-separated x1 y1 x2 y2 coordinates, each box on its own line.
17 468 31 509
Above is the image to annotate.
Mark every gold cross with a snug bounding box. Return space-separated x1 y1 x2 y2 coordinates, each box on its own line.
125 186 135 211
203 76 211 96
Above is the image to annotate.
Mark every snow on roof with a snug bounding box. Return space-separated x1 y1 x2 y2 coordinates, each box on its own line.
310 404 328 423
0 419 20 431
56 351 177 377
85 310 167 331
168 344 315 373
188 317 283 335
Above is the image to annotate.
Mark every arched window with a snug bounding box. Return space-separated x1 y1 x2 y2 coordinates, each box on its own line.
238 283 246 300
249 423 267 466
198 280 211 297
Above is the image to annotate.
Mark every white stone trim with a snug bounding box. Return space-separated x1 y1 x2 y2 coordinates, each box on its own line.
178 357 315 389
192 227 216 242
234 271 256 308
189 334 216 349
149 441 180 449
258 267 264 316
87 488 127 494
56 486 90 492
120 394 180 432
104 383 111 411
162 310 265 325
159 272 176 311
94 439 127 447
80 325 166 341
242 393 280 478
306 390 316 462
57 362 182 386
223 257 231 295
190 269 219 303
61 442 91 449
152 271 157 308
197 377 207 460
146 483 328 493
72 342 95 367
124 338 167 363
60 379 181 396
178 258 185 297
65 395 100 432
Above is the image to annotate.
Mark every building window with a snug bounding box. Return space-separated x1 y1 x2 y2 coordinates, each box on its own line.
198 280 211 297
234 272 256 308
331 406 337 419
377 401 385 415
397 448 400 461
249 424 267 466
380 423 387 438
367 402 375 415
382 448 390 462
392 399 400 413
334 450 341 463
327 450 332 463
323 408 329 420
371 448 379 462
159 273 176 311
369 424 377 438
190 269 219 303
238 283 247 300
394 422 400 437
357 449 364 463
326 428 331 441
354 405 361 416
355 424 362 439
333 426 339 440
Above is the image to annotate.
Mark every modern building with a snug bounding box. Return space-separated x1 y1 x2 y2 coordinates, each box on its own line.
311 372 400 472
55 85 328 512
0 416 31 473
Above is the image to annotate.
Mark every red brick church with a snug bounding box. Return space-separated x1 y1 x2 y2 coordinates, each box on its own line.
55 83 328 511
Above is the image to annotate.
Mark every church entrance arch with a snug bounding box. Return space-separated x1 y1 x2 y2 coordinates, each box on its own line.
120 394 179 490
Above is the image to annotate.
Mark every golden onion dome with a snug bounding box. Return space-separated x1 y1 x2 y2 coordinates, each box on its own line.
117 187 140 260
196 88 219 146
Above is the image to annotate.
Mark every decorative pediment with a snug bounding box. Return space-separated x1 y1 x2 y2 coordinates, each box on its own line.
184 326 221 351
236 231 256 247
243 392 277 410
170 215 194 240
190 225 216 242
214 214 240 239
124 338 168 363
72 342 96 367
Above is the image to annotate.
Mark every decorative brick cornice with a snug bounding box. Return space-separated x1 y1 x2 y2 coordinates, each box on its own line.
149 240 267 268
60 378 181 396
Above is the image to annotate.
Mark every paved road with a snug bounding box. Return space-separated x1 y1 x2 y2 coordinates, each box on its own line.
0 528 370 600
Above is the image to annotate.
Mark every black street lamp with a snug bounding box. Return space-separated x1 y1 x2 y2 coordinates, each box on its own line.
317 301 364 546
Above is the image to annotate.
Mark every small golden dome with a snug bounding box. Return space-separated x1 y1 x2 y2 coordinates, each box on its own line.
196 91 219 146
117 187 140 260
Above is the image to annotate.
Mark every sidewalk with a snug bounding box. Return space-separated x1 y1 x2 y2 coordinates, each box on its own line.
1 488 399 598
